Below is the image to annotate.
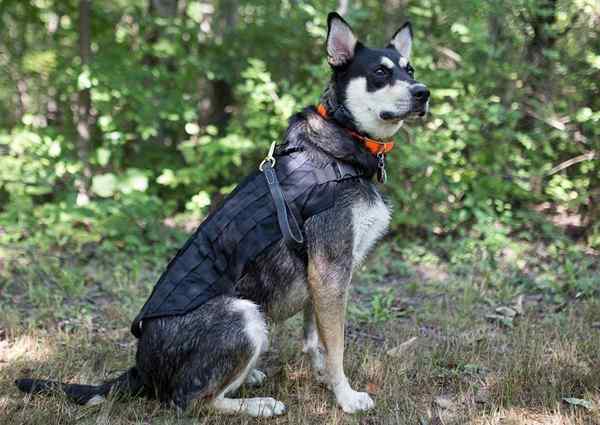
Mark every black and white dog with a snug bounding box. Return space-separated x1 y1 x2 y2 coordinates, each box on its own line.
16 12 429 417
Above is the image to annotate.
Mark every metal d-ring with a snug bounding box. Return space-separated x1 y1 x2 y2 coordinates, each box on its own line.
259 141 277 171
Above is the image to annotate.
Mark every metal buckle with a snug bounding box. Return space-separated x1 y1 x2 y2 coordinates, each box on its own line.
259 141 277 171
376 152 387 183
332 161 343 179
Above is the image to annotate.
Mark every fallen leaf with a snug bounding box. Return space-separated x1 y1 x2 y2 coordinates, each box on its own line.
445 360 458 369
366 382 380 395
513 295 525 315
562 397 593 410
386 336 418 358
496 306 518 318
485 314 514 328
433 396 455 410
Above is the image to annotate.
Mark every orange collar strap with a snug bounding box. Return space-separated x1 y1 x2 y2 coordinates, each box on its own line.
316 104 394 156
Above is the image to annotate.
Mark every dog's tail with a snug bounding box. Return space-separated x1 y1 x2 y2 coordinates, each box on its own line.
15 367 144 405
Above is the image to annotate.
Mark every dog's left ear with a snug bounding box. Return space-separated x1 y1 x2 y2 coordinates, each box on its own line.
388 22 412 60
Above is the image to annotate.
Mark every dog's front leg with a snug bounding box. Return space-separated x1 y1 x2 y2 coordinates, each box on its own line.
307 257 375 413
302 303 327 383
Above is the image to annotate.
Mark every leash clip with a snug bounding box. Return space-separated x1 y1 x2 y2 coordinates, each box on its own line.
376 152 387 184
259 141 277 171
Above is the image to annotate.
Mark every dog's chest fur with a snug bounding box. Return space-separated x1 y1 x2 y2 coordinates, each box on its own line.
351 196 391 266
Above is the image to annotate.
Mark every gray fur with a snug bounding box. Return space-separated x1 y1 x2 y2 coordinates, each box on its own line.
130 111 387 413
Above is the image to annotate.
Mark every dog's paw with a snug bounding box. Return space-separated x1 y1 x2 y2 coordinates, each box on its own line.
244 369 267 387
335 388 375 414
212 396 287 417
244 397 287 417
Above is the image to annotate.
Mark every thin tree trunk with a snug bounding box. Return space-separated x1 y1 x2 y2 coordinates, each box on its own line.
11 69 29 123
76 0 92 196
337 0 349 15
144 0 178 69
524 0 558 100
149 0 178 18
383 0 408 35
198 0 237 132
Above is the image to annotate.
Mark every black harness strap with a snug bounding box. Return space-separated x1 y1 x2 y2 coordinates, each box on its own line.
262 149 363 248
263 161 304 247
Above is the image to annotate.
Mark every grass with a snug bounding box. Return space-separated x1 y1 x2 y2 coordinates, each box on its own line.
1 235 600 424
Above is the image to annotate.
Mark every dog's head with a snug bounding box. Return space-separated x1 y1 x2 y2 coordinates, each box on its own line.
325 12 429 140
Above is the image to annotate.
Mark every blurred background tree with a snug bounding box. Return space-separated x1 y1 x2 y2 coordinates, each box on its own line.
0 0 599 254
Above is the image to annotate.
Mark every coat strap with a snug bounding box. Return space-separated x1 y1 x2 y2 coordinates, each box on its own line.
262 161 304 247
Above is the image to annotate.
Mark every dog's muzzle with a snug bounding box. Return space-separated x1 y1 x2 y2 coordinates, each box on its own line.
380 83 430 121
410 83 430 117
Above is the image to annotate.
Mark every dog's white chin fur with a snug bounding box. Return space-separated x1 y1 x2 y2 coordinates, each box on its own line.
345 77 411 140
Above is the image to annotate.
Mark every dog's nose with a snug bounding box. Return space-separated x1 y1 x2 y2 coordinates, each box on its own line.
410 84 430 102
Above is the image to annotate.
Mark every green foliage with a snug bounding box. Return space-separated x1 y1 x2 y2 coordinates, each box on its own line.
349 288 398 324
0 0 599 253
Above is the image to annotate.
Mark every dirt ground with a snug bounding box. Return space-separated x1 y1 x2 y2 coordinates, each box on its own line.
1 241 599 424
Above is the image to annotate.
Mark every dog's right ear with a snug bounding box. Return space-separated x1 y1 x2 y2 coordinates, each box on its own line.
388 22 413 60
326 12 357 67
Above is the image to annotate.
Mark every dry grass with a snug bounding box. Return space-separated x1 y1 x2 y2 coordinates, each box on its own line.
1 243 600 424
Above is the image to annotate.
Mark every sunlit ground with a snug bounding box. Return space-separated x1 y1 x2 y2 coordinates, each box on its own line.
1 239 599 424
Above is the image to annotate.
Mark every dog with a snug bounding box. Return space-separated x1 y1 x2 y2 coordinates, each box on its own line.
16 12 429 417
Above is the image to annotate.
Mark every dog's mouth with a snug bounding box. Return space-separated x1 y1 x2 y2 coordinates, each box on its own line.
379 108 427 122
379 111 408 122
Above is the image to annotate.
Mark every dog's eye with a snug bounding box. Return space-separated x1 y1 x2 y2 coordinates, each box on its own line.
374 67 388 77
406 64 415 78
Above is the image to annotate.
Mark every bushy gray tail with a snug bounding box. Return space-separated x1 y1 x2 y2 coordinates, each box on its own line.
15 367 144 405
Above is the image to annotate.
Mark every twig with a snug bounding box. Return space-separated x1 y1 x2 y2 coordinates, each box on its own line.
434 46 462 63
346 328 386 342
547 151 596 176
525 107 568 131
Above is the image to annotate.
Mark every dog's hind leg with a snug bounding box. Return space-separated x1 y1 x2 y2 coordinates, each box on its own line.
243 368 267 387
139 297 285 416
207 299 285 417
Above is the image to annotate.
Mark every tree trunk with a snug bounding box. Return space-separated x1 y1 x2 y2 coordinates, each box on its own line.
383 0 408 35
198 0 237 131
76 0 92 196
524 0 558 100
337 0 349 15
149 0 179 18
146 0 179 67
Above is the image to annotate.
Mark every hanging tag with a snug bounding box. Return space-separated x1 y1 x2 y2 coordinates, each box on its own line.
376 153 387 184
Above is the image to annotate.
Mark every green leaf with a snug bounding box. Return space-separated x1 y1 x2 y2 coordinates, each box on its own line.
92 173 117 198
96 148 111 166
576 108 593 122
121 169 148 194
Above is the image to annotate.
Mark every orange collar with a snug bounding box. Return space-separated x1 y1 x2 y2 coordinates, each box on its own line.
316 104 394 156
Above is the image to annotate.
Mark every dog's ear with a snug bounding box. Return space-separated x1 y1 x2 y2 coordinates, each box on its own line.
388 22 412 60
326 12 358 67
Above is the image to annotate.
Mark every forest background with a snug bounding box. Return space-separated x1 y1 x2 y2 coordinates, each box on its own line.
1 1 600 424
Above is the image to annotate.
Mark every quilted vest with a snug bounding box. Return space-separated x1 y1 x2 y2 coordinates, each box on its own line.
130 146 363 338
